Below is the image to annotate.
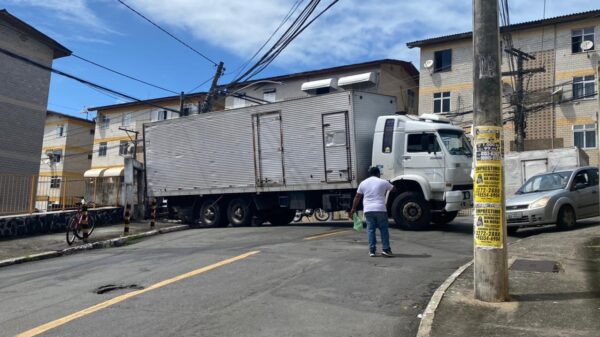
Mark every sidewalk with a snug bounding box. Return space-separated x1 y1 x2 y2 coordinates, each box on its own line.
0 221 186 263
428 220 600 337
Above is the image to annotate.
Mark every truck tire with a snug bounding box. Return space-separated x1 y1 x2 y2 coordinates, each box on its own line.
263 208 296 226
199 199 227 227
431 211 458 226
227 198 253 227
391 192 432 230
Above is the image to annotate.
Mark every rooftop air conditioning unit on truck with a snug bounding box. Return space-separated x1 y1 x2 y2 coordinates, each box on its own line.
143 91 473 229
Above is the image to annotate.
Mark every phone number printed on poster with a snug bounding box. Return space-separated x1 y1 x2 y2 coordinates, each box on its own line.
474 204 503 249
474 165 502 204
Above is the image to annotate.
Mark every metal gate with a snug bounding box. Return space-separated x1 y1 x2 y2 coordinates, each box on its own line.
254 112 285 186
322 111 351 182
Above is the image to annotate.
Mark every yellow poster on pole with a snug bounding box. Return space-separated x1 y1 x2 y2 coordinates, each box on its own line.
473 126 504 249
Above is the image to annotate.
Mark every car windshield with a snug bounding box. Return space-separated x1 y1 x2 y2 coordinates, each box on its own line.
438 130 472 156
517 171 572 194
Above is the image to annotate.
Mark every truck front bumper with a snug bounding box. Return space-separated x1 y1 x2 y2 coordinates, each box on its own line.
444 190 473 212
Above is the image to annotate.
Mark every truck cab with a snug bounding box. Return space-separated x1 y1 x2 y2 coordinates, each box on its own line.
371 114 473 229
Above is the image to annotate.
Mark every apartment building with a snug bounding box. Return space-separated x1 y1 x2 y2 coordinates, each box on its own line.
225 59 419 115
407 10 600 164
85 93 210 205
0 9 71 214
36 111 94 211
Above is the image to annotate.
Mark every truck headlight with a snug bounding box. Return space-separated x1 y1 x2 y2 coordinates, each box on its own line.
529 197 550 209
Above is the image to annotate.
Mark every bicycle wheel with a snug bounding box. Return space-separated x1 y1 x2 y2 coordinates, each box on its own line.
66 217 77 245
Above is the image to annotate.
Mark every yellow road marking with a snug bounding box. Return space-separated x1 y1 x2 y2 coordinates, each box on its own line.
16 251 260 337
304 229 354 241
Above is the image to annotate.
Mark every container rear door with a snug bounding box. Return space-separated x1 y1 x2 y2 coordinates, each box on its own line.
255 112 284 186
322 112 351 182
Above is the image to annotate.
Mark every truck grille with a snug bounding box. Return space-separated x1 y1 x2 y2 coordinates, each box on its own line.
452 184 473 191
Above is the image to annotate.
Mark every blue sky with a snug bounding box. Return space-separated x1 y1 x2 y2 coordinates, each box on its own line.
0 0 598 118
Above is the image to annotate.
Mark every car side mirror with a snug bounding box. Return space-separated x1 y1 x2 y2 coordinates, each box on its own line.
573 182 587 190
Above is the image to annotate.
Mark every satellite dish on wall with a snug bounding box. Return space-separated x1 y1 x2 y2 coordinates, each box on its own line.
580 40 594 51
423 60 434 69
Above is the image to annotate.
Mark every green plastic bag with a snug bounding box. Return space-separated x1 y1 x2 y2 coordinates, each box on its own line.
353 213 363 232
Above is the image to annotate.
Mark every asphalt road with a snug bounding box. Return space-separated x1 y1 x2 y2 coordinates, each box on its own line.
0 219 481 337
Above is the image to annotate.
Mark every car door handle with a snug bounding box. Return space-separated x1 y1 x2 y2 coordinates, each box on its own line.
403 156 411 160
430 157 443 160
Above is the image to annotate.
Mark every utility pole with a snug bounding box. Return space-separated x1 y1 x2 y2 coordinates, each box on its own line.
472 0 508 302
200 61 225 113
179 91 185 116
502 48 545 152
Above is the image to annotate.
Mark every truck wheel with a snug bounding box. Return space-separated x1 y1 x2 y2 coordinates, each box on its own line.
556 205 576 230
431 211 458 226
391 192 431 230
227 198 253 227
199 199 227 227
263 208 296 226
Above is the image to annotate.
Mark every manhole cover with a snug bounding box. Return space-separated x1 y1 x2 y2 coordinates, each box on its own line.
94 284 144 294
510 259 559 273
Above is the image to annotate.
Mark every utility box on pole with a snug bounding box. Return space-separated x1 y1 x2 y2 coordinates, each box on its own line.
472 0 509 302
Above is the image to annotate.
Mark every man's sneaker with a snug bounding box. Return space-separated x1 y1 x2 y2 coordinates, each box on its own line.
369 251 376 257
381 249 394 257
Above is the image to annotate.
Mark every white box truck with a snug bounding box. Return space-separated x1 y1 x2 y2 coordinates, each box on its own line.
143 91 473 229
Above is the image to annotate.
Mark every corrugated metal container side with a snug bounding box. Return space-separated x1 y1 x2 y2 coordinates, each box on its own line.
144 91 397 197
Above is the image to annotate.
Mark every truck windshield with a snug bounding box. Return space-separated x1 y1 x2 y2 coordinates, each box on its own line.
438 130 472 156
517 171 572 194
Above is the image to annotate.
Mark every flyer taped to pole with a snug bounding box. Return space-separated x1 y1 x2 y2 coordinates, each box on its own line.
473 126 504 249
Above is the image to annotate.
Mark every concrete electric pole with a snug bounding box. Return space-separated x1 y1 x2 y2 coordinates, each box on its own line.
472 0 509 302
200 61 225 113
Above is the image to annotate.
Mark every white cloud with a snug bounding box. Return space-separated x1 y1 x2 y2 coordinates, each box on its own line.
4 0 115 34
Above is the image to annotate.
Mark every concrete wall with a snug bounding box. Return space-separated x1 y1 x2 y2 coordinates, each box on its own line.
0 207 123 239
415 17 600 165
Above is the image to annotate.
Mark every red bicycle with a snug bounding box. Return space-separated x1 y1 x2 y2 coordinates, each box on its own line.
66 199 96 245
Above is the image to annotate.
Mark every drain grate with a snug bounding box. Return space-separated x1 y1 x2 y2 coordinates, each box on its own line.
510 259 560 273
94 284 144 294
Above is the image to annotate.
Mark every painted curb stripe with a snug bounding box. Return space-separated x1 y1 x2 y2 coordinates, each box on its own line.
15 250 260 337
303 229 354 241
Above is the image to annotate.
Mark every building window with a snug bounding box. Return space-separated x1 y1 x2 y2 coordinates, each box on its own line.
88 154 93 160
119 140 129 156
573 124 596 149
49 149 62 163
263 88 276 102
232 94 247 108
158 110 168 121
315 87 331 95
407 133 441 153
121 112 132 126
573 75 596 100
407 89 416 108
433 92 451 113
90 129 95 135
50 176 61 189
434 49 452 72
99 142 108 156
99 114 110 129
56 124 65 137
382 119 395 153
572 28 595 53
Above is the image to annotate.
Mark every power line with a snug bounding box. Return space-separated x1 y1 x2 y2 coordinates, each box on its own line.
72 54 179 95
0 46 181 114
117 0 218 66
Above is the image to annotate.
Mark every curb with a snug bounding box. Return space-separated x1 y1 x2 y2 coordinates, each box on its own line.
416 259 473 337
0 224 189 269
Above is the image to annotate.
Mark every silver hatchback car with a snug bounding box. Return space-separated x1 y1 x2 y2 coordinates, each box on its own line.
506 166 599 233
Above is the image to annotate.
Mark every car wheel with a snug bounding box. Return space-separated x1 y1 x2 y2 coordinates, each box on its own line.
556 205 576 230
431 211 458 226
391 192 432 230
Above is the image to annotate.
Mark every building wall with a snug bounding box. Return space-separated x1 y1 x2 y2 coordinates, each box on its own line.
224 63 419 113
416 17 600 165
0 18 54 175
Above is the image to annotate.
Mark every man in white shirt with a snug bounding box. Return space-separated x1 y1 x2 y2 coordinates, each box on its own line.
350 167 396 257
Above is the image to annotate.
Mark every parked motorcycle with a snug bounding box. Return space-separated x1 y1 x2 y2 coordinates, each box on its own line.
293 208 331 222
